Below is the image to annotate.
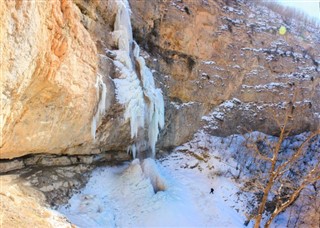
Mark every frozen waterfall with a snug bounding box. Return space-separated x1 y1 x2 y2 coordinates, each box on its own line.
112 0 165 157
91 74 107 141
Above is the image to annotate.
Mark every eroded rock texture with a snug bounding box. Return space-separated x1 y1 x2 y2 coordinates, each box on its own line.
0 0 98 158
0 175 72 227
131 0 320 140
1 0 319 159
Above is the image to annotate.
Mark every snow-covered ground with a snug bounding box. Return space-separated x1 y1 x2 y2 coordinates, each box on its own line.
58 130 319 227
58 135 251 227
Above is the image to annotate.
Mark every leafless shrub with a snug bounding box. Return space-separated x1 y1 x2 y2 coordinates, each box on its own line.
237 106 320 228
253 0 320 28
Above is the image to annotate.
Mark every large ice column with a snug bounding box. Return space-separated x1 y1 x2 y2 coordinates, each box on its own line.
112 0 164 157
132 42 165 155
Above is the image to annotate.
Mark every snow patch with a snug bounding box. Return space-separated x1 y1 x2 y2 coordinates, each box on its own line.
170 101 196 110
59 159 207 227
202 60 215 65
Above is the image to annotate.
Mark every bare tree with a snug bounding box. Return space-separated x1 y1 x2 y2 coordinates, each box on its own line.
241 108 320 228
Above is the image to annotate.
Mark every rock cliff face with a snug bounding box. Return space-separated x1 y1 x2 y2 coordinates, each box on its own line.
130 0 320 139
0 0 134 159
0 0 98 158
1 0 319 159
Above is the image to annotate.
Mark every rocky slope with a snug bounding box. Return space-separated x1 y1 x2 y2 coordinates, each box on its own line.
1 0 319 159
0 175 72 227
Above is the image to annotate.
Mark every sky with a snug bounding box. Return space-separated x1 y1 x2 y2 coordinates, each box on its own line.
277 0 320 20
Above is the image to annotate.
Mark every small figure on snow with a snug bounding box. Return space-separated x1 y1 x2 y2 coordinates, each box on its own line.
210 188 214 194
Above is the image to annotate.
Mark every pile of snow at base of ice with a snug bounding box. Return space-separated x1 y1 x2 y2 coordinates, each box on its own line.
112 0 164 157
59 159 207 227
59 132 254 228
59 129 318 227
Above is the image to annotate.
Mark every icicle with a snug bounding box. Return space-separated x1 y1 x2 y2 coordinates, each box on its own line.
127 144 137 159
112 0 165 158
113 60 145 139
91 74 107 141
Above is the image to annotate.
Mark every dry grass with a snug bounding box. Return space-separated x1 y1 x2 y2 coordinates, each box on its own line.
253 0 320 28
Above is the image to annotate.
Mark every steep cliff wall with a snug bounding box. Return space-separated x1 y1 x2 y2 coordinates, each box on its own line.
0 0 165 159
0 0 319 159
0 0 99 158
130 0 320 142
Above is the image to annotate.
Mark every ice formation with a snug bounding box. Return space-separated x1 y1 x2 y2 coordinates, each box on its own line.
91 74 107 140
112 0 165 157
